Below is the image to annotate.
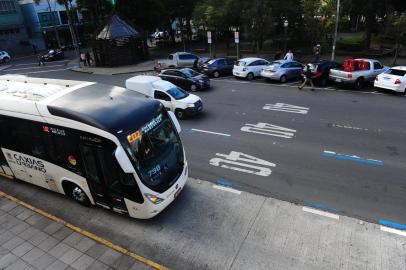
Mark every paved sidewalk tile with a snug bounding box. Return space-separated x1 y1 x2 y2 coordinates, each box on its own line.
70 254 95 270
0 195 157 270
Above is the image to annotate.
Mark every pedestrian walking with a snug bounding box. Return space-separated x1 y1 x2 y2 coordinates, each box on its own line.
37 54 45 66
80 52 86 67
283 49 294 61
85 51 92 67
193 57 199 71
314 44 321 61
298 64 314 90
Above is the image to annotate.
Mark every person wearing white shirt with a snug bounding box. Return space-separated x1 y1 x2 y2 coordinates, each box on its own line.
284 49 294 61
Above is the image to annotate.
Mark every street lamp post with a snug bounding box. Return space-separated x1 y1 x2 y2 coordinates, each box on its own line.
283 20 289 54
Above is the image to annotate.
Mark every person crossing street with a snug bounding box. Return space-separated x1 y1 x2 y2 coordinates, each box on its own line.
298 64 314 90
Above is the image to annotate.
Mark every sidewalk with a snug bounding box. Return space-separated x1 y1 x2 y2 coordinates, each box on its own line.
0 195 154 270
67 59 155 75
0 177 406 270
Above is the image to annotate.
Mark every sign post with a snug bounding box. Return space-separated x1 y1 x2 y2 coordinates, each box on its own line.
234 31 239 59
207 31 212 58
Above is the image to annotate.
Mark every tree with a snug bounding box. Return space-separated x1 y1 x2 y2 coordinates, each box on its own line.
387 15 406 65
76 0 113 26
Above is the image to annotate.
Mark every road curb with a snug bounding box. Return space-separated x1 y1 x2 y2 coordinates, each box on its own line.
0 189 169 270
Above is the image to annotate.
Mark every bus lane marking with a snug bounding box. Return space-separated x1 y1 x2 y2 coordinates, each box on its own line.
189 128 231 137
0 190 169 270
263 103 309 114
241 122 296 138
322 150 383 166
212 185 242 195
209 151 276 177
302 206 340 220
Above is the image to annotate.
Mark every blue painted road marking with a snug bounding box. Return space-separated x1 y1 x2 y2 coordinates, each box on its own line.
216 179 237 187
322 151 383 166
379 219 406 230
304 201 340 213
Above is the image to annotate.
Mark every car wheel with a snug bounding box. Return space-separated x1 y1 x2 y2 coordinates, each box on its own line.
213 71 220 78
320 78 327 87
175 109 185 119
3 57 10 63
246 73 254 81
190 84 198 92
70 185 91 206
404 88 406 95
280 75 287 83
354 78 364 90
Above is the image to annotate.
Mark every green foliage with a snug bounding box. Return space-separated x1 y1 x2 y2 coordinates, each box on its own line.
336 37 364 51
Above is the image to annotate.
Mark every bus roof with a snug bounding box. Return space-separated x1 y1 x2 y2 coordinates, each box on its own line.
47 83 162 135
0 76 162 135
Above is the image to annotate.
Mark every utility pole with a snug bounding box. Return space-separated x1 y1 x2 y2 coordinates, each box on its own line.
46 0 61 48
331 0 340 61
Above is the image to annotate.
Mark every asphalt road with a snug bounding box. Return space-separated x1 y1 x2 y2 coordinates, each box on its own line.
1 57 406 226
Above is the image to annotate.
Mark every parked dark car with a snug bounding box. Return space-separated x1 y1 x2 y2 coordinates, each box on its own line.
199 58 234 77
158 68 210 91
41 49 64 61
302 60 341 86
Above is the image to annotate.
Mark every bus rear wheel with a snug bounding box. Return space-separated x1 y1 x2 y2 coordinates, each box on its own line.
65 183 91 206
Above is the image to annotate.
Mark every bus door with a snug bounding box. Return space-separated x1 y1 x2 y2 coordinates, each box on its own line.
0 150 14 179
79 143 129 215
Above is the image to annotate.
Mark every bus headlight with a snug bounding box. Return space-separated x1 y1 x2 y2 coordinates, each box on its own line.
144 193 164 204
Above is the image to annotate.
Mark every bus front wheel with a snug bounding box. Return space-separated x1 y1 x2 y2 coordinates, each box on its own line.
64 183 91 206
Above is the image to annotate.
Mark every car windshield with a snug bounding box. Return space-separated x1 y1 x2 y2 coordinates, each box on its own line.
167 87 189 100
181 68 199 78
123 110 184 192
386 69 406 76
236 61 246 66
270 61 283 67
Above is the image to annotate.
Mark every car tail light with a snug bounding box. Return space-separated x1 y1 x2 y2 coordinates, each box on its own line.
395 79 401 84
375 76 378 81
315 72 322 78
347 74 352 79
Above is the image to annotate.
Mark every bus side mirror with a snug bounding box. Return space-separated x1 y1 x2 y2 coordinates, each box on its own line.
115 146 136 174
168 111 181 133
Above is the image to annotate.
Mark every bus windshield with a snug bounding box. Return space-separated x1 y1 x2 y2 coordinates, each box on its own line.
123 110 184 193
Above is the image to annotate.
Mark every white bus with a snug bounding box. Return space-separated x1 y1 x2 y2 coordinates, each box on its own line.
0 76 188 219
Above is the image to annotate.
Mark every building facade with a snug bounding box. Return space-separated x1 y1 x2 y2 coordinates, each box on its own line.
0 0 31 55
19 0 83 50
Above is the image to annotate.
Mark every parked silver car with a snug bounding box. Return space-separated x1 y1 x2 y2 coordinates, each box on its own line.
260 60 304 83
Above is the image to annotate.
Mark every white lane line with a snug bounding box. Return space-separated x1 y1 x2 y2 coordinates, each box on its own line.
190 128 231 137
380 226 406 237
331 124 368 131
4 64 65 71
12 60 69 66
212 185 241 194
20 68 67 74
302 206 340 220
212 79 384 94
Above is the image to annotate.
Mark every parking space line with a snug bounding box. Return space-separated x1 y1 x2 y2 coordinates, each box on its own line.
322 150 383 166
212 184 242 194
380 226 406 237
302 206 340 220
0 190 169 270
189 128 231 137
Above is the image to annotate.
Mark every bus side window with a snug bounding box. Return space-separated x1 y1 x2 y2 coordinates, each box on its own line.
8 119 35 155
52 131 82 174
0 116 12 149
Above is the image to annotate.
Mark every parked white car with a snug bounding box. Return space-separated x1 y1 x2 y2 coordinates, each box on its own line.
374 66 406 93
233 57 270 80
0 51 10 63
125 75 203 119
